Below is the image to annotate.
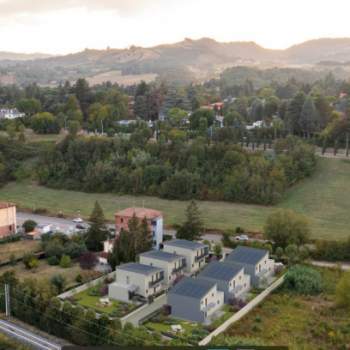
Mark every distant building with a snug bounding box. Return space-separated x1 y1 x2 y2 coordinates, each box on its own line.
115 207 163 249
167 277 224 324
139 250 186 286
225 246 275 287
163 239 209 275
246 120 267 130
108 262 165 303
117 119 137 127
0 109 25 120
0 202 16 239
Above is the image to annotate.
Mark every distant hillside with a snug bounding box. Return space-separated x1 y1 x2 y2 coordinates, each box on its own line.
0 51 52 61
2 37 350 85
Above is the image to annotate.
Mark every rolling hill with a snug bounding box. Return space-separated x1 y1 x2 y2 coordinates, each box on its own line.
2 37 350 85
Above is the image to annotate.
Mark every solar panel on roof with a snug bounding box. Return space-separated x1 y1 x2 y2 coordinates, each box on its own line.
169 277 215 299
226 246 268 265
199 261 242 281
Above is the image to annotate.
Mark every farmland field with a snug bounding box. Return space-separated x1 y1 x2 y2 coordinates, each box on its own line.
86 70 158 86
0 157 349 240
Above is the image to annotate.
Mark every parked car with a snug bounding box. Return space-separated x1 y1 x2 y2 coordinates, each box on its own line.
235 234 249 241
76 223 87 230
73 218 83 223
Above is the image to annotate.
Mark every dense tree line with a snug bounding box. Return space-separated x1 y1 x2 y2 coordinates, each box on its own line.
37 134 315 205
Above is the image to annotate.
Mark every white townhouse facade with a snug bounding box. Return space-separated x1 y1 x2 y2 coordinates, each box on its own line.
163 239 209 274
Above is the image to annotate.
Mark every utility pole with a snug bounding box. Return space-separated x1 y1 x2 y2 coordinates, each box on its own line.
4 284 10 317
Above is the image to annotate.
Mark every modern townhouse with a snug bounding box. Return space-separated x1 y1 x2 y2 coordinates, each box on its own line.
198 261 250 302
139 250 186 286
163 239 209 274
109 262 165 303
167 277 224 324
225 246 275 287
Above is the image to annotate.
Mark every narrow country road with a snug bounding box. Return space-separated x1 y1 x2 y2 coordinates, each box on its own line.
0 319 62 350
311 260 350 271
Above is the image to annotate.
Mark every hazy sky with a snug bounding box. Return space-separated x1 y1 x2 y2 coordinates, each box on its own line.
0 0 350 54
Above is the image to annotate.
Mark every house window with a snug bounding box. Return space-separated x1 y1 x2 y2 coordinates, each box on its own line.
169 276 171 281
217 300 220 304
146 289 148 294
233 280 236 288
212 293 214 297
120 218 124 223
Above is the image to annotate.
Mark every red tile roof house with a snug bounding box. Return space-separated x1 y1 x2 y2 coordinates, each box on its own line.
111 207 164 250
0 202 17 239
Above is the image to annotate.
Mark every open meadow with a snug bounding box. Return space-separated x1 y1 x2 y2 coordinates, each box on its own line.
0 157 349 240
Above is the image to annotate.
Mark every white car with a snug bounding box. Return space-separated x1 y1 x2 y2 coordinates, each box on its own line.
235 234 249 241
73 217 83 223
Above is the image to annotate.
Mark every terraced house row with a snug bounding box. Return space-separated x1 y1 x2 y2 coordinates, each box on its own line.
108 239 276 324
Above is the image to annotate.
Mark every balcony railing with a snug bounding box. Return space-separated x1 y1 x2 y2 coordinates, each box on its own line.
149 272 164 288
195 247 209 261
172 259 187 273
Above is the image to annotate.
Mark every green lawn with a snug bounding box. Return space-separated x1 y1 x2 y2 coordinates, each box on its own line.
0 157 349 240
72 286 137 317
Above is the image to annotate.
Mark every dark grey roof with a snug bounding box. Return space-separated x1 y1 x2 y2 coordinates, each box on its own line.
198 261 243 282
226 246 268 265
140 250 184 262
164 239 207 250
169 277 216 299
117 262 163 275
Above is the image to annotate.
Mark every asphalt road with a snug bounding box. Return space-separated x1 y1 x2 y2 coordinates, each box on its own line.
0 319 61 350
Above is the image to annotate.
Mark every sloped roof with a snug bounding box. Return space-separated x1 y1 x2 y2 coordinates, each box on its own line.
226 246 268 265
169 277 215 299
0 202 15 209
164 239 207 251
139 250 184 262
117 262 163 276
198 261 243 282
115 207 162 219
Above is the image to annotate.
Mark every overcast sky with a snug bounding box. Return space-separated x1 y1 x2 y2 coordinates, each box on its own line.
0 0 350 54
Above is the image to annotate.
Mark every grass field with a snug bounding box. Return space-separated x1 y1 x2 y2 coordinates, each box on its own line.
0 260 84 289
0 157 348 240
220 268 350 350
0 240 41 262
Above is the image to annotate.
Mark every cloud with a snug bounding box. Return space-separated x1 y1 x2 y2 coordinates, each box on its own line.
0 0 164 17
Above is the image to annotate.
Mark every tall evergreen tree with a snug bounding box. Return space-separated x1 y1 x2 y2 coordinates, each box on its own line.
300 96 319 137
285 91 305 135
85 201 108 252
176 200 204 241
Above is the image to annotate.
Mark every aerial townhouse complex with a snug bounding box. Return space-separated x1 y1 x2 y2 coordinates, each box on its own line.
106 209 276 325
